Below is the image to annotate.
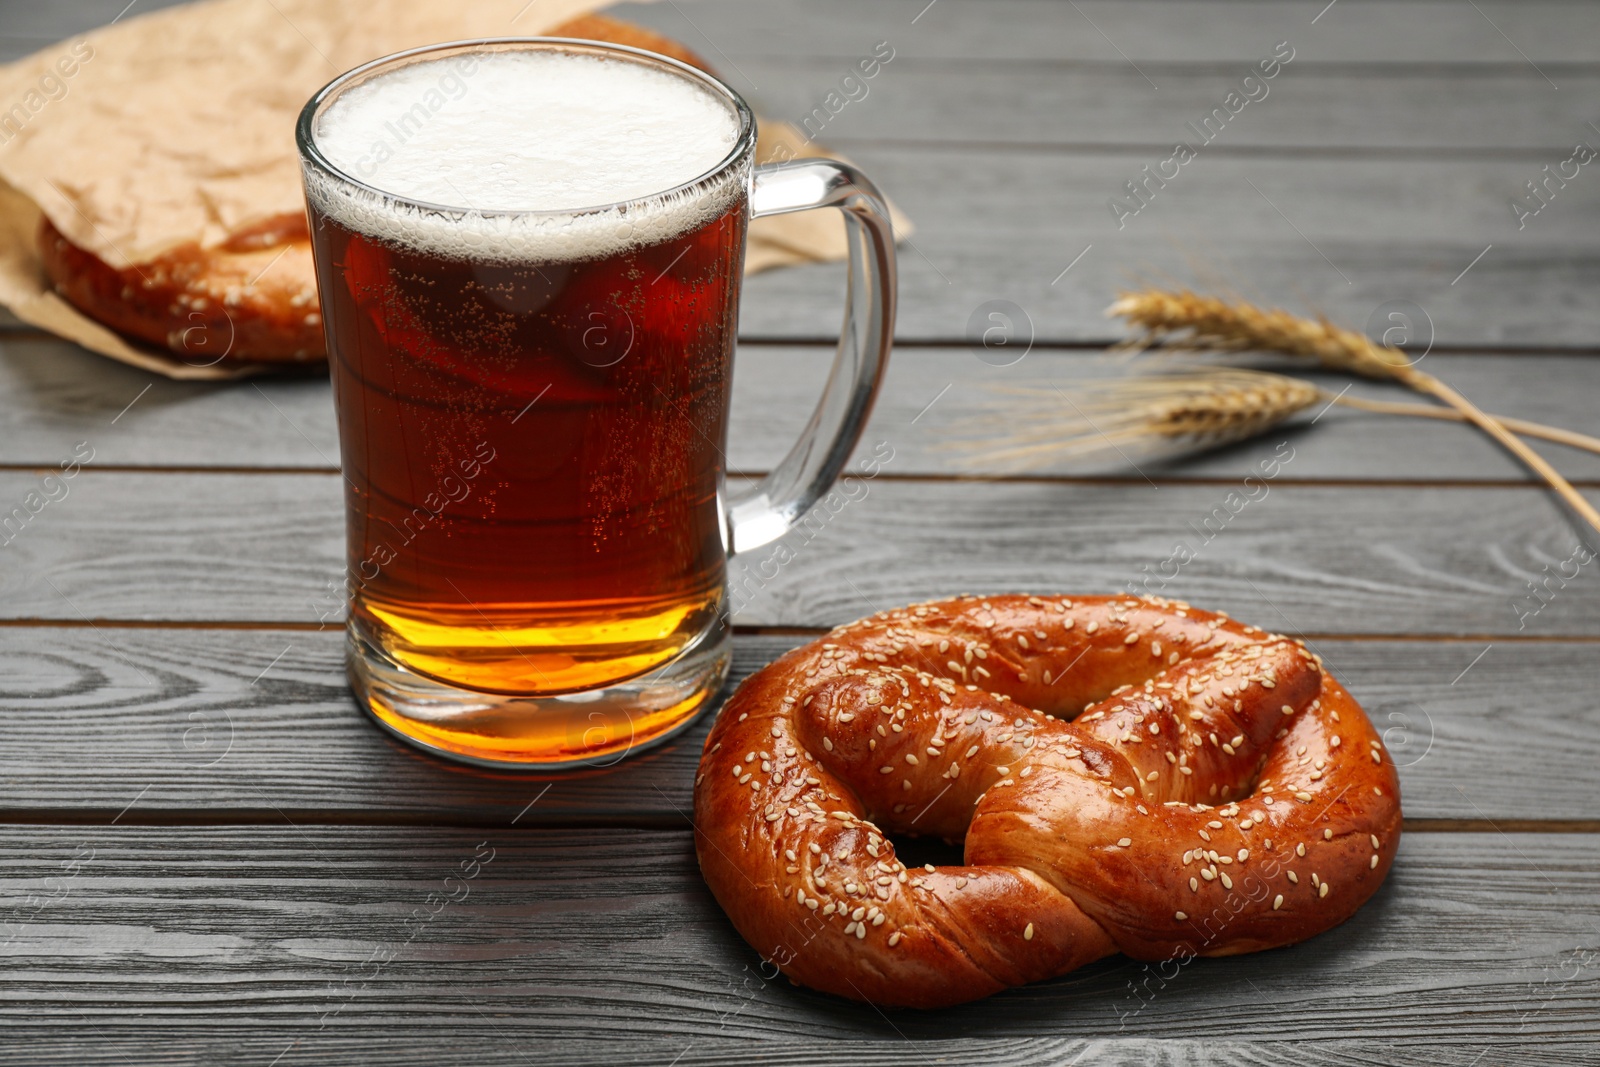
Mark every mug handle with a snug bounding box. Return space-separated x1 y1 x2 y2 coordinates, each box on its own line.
724 160 897 556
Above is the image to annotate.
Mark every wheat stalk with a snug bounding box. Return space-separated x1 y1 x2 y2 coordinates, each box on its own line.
1107 289 1600 538
1332 393 1600 455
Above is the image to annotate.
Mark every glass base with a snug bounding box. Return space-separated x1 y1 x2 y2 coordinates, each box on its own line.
346 618 730 769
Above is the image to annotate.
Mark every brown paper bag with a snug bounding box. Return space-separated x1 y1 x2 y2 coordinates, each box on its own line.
0 0 909 379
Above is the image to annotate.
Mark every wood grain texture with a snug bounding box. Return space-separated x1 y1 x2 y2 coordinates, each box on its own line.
0 628 1594 824
739 63 1600 154
2 470 1595 635
8 0 1600 66
7 336 1600 484
4 1035 1594 1067
731 349 1600 482
737 148 1600 346
612 0 1600 65
1 827 1597 1056
0 336 338 470
1 0 1596 1057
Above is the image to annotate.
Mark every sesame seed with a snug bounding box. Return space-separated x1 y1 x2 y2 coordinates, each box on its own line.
1238 849 1249 861
1117 837 1132 847
905 754 919 765
1174 911 1187 921
1370 854 1380 869
1220 873 1233 890
855 924 866 940
1324 829 1333 840
1371 835 1380 849
1024 923 1035 941
1189 877 1199 892
1273 894 1284 910
888 932 902 947
1319 882 1330 898
1280 704 1294 716
1288 871 1299 884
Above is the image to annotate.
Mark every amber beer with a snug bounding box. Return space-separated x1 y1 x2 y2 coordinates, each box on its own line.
313 191 745 723
299 39 896 767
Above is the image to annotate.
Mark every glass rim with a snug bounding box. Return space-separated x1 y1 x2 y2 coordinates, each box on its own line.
295 36 759 222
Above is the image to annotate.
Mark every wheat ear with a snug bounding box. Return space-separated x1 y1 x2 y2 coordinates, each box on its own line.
944 370 1321 471
1109 290 1600 538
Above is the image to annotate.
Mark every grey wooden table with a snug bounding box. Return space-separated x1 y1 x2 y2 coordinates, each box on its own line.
3 1 1599 1064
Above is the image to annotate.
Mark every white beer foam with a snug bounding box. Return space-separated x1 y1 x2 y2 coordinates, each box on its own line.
306 50 745 263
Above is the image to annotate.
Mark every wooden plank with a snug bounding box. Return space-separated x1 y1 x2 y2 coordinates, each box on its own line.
0 471 1595 635
0 336 338 470
9 0 1600 66
612 0 1600 65
0 627 1594 824
736 63 1600 154
3 1034 1594 1067
2 826 1597 1055
738 148 1600 346
8 337 1600 483
728 348 1600 483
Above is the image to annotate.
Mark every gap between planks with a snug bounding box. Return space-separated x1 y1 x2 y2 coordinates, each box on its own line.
1 466 1597 491
0 619 1596 644
0 810 1592 833
7 325 1600 358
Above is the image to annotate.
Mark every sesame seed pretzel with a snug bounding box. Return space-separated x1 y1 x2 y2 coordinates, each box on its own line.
693 595 1402 1009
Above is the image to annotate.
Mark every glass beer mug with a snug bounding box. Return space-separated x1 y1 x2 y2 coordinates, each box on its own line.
296 38 895 767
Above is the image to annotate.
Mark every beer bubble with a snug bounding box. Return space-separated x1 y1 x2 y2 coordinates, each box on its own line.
567 302 635 367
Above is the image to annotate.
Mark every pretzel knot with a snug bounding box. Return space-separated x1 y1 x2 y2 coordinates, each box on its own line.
693 595 1402 1008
